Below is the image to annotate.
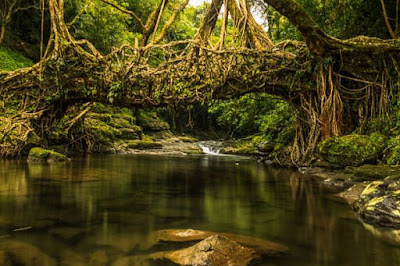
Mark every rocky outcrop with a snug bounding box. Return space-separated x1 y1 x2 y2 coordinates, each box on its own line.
353 176 400 228
164 235 256 266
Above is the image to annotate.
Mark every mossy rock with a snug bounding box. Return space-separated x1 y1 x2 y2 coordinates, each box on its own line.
110 118 133 129
137 111 170 131
383 136 400 165
28 147 69 162
91 103 113 114
84 118 121 144
127 140 162 150
318 133 387 167
346 164 400 181
177 135 198 143
113 112 136 124
220 136 259 155
353 176 400 228
119 127 142 140
221 146 256 155
147 130 173 140
87 113 112 123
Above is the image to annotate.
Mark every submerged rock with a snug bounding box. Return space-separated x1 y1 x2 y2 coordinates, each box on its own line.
147 228 288 256
0 240 56 266
335 183 367 204
27 147 69 162
353 176 400 228
163 235 256 266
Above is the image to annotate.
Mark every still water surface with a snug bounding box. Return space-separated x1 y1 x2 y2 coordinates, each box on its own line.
1 154 400 265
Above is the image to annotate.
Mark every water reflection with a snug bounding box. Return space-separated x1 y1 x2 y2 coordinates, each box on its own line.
0 156 399 265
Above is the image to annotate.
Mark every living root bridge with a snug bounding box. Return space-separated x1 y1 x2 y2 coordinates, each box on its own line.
2 0 400 164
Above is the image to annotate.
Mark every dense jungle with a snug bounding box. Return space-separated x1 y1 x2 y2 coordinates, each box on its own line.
2 0 400 265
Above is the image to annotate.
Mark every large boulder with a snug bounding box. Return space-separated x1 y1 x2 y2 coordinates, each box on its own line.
318 133 386 167
353 176 400 228
164 235 256 266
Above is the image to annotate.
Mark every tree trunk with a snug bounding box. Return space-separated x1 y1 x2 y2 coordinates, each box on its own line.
227 0 273 49
194 0 223 45
0 24 6 44
141 0 170 46
264 0 331 55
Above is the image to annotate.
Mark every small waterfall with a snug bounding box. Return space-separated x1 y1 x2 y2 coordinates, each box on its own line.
198 141 222 155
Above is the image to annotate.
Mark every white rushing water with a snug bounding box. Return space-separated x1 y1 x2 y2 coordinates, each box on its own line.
198 141 223 155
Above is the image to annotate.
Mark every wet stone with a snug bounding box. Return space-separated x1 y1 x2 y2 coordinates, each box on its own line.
0 239 56 266
354 176 400 228
164 235 256 266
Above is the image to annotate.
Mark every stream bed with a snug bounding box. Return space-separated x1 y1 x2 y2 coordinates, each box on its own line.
0 154 400 265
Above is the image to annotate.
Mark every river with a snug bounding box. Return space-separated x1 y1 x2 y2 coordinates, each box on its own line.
0 154 399 265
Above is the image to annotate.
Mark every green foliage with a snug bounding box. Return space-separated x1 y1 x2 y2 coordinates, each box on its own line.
0 46 33 71
258 101 295 148
264 0 396 41
209 94 277 137
318 133 387 167
68 1 134 53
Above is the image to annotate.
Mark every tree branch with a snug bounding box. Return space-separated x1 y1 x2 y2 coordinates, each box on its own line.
152 0 189 44
380 0 397 39
141 0 170 46
98 0 144 30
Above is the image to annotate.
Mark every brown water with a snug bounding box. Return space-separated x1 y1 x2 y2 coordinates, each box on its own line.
0 154 400 265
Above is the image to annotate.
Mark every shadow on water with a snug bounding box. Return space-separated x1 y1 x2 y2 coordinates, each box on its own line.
0 155 400 265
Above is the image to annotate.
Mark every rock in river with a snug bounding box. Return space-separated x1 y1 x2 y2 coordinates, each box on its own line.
147 228 288 256
27 147 69 163
163 235 256 266
0 239 56 266
354 176 400 228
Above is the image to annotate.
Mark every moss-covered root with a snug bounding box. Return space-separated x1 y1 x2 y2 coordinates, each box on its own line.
27 147 70 163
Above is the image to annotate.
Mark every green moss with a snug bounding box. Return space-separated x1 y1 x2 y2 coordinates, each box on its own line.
28 147 68 162
177 135 198 143
137 110 170 131
91 103 113 114
84 118 121 144
383 136 400 165
220 136 258 155
147 130 173 140
87 113 112 123
0 46 33 71
318 133 387 167
126 140 162 150
347 164 400 180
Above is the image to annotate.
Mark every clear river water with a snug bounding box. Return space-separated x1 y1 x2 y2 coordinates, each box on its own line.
1 154 400 265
